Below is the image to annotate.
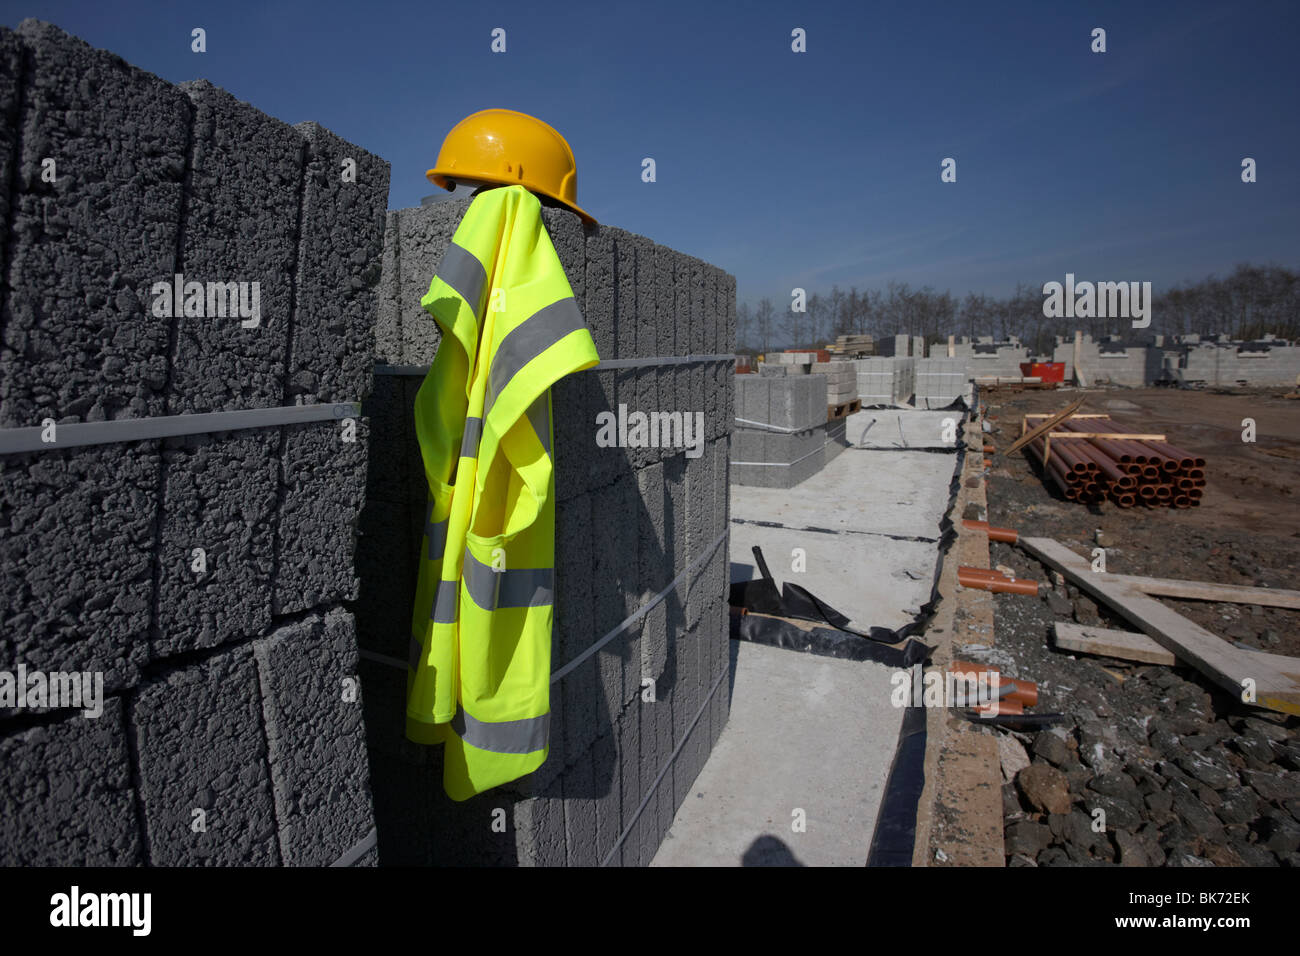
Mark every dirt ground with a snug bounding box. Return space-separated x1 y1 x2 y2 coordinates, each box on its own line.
975 384 1300 867
984 385 1300 656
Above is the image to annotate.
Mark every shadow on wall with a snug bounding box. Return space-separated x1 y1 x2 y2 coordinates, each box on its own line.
350 377 689 865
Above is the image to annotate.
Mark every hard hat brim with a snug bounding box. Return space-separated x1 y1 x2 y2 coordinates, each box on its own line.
426 167 597 226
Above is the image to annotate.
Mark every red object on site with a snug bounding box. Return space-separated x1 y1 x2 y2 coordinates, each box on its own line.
1019 361 1065 383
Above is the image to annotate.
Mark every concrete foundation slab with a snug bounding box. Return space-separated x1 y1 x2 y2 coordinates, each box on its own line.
650 640 904 867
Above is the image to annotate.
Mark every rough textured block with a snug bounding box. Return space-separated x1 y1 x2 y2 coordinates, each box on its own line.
591 731 620 864
583 225 619 489
562 746 599 866
171 79 302 414
1 20 188 429
513 778 566 867
133 645 279 865
374 211 402 363
290 121 390 403
0 444 157 694
555 493 597 760
0 697 141 865
636 462 669 686
253 608 373 866
272 418 366 615
615 696 643 866
152 430 278 657
0 28 22 288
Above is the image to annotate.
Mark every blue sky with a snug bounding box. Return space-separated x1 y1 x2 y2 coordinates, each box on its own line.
5 0 1298 310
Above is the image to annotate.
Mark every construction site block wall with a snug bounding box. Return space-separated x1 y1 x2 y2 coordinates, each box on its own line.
0 21 386 865
357 197 737 865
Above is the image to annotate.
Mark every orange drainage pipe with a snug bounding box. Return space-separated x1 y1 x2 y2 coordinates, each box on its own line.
961 520 1019 543
975 699 1024 717
957 567 1039 595
947 663 1039 706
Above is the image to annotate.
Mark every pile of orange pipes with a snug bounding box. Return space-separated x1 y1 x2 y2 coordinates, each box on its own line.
1024 415 1206 509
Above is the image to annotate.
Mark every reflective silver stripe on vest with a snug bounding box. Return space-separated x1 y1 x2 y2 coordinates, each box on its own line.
435 242 487 312
409 633 424 672
462 548 554 611
486 297 586 415
425 503 448 562
431 579 459 624
451 705 549 755
525 395 551 456
459 416 483 459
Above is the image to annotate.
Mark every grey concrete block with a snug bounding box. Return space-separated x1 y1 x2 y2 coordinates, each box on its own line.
651 689 676 853
591 477 634 716
652 244 677 466
562 746 598 866
583 225 620 489
0 697 141 865
171 79 302 413
631 234 658 469
591 730 620 865
374 211 402 363
636 462 668 686
615 696 643 866
398 200 467 365
0 29 22 289
272 419 366 616
0 444 157 695
2 21 188 428
253 608 373 866
132 645 279 865
663 453 687 646
152 430 278 657
513 777 566 867
555 494 598 760
290 121 390 404
611 228 642 467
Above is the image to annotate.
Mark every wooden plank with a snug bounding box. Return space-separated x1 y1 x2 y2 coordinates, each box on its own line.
1005 398 1085 456
1119 576 1300 609
1053 622 1177 665
1020 537 1300 715
1044 432 1167 440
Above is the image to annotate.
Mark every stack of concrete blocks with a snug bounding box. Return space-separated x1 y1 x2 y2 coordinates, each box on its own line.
731 376 827 488
0 22 384 865
810 360 857 406
358 195 737 865
759 351 814 375
914 358 972 408
851 356 916 405
1051 334 1160 387
874 333 911 357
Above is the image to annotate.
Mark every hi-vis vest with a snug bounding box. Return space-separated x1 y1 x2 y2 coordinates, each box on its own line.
406 185 599 801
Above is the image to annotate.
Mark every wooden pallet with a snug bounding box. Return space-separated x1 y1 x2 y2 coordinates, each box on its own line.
827 399 861 421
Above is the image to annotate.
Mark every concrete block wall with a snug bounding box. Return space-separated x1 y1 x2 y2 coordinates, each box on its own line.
915 357 971 408
1177 343 1300 387
731 375 827 487
355 198 736 865
0 22 385 865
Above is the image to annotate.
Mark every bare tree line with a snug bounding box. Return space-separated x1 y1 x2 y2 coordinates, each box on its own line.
736 264 1300 355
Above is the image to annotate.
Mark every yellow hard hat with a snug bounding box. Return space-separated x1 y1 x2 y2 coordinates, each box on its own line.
427 108 595 225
